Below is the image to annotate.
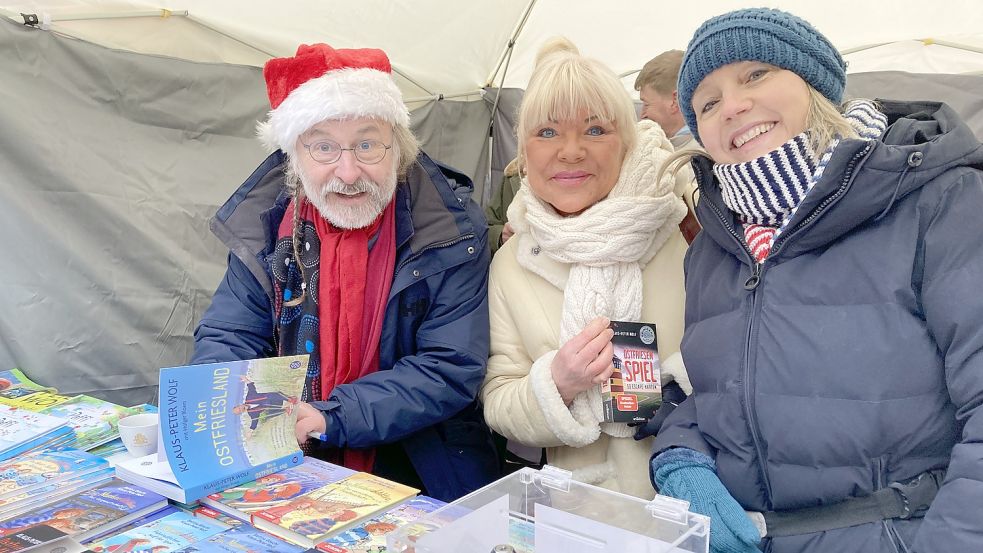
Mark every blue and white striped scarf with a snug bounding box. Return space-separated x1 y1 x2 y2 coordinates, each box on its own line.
713 99 887 261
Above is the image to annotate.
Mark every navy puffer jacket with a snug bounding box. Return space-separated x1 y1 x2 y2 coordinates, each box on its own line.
653 100 983 553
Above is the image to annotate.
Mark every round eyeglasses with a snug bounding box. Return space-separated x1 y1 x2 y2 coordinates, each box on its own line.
301 139 393 165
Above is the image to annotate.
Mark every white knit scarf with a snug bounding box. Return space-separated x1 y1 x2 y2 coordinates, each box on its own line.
508 120 687 438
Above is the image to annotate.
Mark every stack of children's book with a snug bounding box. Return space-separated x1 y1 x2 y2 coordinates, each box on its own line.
0 406 72 463
85 508 230 553
0 369 141 458
0 477 170 548
250 472 420 548
0 450 114 521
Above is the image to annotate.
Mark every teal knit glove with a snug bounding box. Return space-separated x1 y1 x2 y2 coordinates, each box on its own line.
652 448 762 553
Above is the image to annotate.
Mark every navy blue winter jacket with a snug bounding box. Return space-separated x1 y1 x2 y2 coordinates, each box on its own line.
653 101 983 553
192 150 499 501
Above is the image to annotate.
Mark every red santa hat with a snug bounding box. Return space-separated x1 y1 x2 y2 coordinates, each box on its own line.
257 43 409 153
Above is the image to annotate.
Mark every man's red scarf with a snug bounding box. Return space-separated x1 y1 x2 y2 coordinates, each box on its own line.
273 197 396 472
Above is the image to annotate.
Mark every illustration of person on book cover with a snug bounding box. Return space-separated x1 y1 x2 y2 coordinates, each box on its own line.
0 507 85 536
233 375 300 434
262 496 361 535
220 473 305 506
328 520 399 550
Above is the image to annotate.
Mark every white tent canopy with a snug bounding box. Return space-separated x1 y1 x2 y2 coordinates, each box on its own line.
3 0 983 102
1 1 982 405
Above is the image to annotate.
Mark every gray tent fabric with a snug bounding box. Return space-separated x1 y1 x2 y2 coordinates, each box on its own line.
410 95 494 204
486 87 523 206
0 20 496 405
0 19 270 405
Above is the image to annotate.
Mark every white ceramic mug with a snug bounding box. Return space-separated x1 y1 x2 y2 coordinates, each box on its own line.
117 413 159 457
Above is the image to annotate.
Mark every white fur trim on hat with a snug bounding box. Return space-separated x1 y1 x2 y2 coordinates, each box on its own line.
258 68 409 153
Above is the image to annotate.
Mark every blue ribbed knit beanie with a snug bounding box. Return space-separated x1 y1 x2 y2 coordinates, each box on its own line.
677 8 847 145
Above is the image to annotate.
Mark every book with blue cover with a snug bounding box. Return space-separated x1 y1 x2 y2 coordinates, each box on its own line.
87 510 228 553
0 467 114 520
174 524 305 553
0 450 108 502
81 504 183 545
0 405 72 462
200 457 356 522
115 355 309 503
0 478 168 544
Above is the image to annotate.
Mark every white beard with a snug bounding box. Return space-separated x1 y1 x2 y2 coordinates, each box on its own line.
299 160 398 229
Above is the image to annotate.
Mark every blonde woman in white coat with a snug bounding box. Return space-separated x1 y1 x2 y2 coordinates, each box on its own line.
480 38 691 499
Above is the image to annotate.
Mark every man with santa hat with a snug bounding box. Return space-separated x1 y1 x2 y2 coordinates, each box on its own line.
192 43 498 501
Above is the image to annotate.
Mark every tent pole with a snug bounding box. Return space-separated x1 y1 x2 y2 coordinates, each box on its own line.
391 67 435 97
1 9 189 22
404 90 484 104
925 39 983 55
485 0 537 87
185 14 278 58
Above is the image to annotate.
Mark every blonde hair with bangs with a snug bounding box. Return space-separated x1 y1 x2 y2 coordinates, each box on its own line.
517 37 638 170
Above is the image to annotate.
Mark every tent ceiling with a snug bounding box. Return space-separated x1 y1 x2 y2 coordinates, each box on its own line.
3 0 983 102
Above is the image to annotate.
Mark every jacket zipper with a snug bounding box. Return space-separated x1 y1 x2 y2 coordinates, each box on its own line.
695 163 775 500
695 143 874 511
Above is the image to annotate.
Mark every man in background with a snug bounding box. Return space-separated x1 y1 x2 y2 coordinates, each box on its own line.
636 50 700 242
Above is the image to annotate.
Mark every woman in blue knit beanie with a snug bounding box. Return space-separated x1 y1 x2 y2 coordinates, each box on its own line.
650 7 983 553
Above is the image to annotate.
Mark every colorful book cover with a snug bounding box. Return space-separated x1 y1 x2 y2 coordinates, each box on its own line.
0 479 169 543
191 507 244 528
114 355 309 503
0 468 114 519
253 473 418 547
87 510 228 553
317 496 446 553
16 427 78 459
40 396 138 452
601 321 663 423
0 524 69 553
0 390 71 412
0 370 54 394
174 525 305 553
81 505 182 545
201 458 356 521
87 439 127 460
0 405 70 462
0 450 108 501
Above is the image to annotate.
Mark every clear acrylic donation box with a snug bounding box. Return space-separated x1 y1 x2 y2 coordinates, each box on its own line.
387 465 710 553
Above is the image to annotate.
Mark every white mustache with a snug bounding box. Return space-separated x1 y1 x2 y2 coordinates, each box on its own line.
320 178 377 196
